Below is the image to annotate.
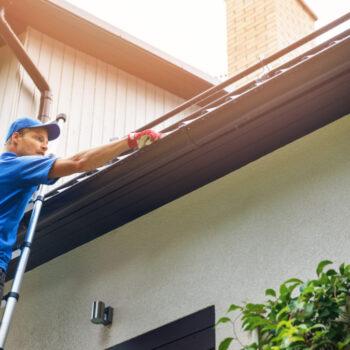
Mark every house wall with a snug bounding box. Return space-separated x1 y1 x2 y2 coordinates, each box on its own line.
0 38 22 136
225 0 315 86
5 114 350 350
0 27 191 188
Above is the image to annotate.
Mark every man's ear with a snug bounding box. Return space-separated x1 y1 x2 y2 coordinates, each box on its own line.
10 131 21 145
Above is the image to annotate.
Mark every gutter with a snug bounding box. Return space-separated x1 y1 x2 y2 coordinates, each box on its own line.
5 12 350 278
9 28 349 279
138 12 349 132
32 13 350 216
0 7 52 121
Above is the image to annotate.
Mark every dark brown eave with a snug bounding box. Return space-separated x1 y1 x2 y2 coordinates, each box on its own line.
0 0 216 99
7 30 350 280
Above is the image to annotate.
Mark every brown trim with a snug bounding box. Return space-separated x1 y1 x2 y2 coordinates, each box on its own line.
46 0 215 82
0 0 216 99
7 31 350 279
107 306 215 350
136 13 349 131
0 7 52 120
297 0 318 21
0 16 26 47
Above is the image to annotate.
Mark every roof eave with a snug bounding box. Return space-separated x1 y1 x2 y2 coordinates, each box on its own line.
7 34 350 280
0 0 217 99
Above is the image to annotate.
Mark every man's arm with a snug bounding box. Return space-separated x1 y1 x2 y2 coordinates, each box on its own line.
48 130 161 178
48 137 130 178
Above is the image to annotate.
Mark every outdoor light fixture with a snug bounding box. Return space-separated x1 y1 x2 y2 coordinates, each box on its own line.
91 301 113 326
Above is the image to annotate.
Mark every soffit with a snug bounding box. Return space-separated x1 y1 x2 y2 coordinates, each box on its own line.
0 0 216 99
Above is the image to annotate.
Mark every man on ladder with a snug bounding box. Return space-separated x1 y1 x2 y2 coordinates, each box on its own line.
0 116 161 300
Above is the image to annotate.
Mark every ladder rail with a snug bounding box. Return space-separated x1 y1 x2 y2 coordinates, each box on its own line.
0 116 66 349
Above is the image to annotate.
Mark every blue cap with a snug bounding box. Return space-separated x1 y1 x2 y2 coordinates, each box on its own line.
5 117 60 142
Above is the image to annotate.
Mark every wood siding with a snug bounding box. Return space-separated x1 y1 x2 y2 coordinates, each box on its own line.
0 37 22 139
0 27 191 188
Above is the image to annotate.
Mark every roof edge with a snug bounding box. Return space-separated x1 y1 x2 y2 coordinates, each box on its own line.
46 0 219 85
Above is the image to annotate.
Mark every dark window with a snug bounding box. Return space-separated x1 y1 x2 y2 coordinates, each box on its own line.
107 305 215 350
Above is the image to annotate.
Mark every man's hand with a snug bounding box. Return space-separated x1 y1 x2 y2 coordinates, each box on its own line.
49 130 162 179
127 130 162 149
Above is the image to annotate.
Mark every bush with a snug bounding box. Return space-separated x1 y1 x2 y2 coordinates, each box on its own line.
217 260 350 350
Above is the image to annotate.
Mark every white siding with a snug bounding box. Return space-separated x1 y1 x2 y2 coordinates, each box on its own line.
0 39 22 138
0 28 192 180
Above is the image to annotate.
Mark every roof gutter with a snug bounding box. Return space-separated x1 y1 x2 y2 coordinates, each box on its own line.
6 17 350 279
0 7 52 121
138 12 350 132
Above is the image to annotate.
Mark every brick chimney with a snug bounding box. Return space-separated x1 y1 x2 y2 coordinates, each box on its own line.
225 0 317 78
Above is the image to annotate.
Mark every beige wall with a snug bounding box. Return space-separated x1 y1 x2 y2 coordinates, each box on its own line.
4 114 350 349
0 39 22 137
276 0 315 49
225 0 315 85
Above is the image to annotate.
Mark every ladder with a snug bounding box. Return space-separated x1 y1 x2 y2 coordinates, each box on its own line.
0 115 66 349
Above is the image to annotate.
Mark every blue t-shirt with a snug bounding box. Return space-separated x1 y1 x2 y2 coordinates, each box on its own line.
0 152 58 272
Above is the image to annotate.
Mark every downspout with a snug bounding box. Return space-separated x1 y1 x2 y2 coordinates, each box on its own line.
0 7 52 122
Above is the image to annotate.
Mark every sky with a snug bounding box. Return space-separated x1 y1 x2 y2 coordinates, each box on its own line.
64 0 349 79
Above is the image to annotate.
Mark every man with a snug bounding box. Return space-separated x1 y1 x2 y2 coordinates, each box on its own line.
0 117 161 300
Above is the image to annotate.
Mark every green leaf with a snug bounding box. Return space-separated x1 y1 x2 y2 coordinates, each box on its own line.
245 303 265 313
242 315 269 330
338 335 350 349
276 319 292 330
316 260 333 276
279 283 288 296
216 317 232 326
261 324 276 332
227 304 242 313
219 337 234 350
244 345 258 350
282 335 304 347
303 303 314 318
326 269 337 276
276 306 289 322
284 278 303 285
265 288 277 297
300 283 315 296
307 323 326 331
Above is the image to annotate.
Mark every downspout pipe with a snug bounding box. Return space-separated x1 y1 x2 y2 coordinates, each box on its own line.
0 7 52 122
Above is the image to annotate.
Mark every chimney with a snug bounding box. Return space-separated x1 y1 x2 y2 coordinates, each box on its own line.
225 0 317 79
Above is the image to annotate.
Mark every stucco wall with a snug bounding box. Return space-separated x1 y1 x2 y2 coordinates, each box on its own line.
4 114 350 349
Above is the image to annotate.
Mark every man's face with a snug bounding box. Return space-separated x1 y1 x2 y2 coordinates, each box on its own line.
11 127 49 156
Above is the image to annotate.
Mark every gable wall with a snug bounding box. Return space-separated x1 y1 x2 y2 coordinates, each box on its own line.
0 28 191 187
0 37 22 137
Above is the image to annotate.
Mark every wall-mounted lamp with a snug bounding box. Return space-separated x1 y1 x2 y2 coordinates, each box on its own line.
91 301 113 326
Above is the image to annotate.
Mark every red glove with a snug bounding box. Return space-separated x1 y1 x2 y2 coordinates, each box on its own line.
127 129 162 149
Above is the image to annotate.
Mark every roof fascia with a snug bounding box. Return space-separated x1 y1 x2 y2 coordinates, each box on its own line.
7 34 350 280
0 0 217 99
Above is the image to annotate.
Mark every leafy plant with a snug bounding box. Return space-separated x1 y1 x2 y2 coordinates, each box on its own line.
217 260 350 350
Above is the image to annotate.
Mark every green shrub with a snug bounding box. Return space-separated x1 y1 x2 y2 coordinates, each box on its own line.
217 260 350 350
